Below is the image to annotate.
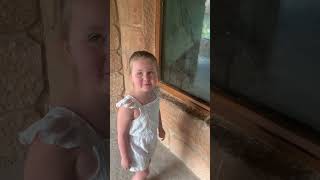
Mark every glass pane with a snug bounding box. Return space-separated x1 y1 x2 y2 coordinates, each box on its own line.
213 0 320 132
161 0 210 102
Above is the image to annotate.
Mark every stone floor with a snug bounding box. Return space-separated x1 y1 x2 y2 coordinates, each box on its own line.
110 112 199 180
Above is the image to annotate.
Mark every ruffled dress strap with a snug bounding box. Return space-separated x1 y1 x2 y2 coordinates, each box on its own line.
116 95 142 109
18 106 101 149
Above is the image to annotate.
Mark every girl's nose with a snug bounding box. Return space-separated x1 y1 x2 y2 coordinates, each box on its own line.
143 74 150 81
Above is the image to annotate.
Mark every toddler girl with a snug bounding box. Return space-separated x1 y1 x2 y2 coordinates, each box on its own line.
116 51 166 180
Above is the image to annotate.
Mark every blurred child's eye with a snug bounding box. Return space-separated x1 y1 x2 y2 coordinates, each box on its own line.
88 33 104 43
136 72 143 76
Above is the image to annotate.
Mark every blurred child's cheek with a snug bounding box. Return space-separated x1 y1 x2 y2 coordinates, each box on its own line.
71 43 104 85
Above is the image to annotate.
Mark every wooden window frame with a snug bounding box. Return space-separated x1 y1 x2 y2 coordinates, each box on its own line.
155 0 210 115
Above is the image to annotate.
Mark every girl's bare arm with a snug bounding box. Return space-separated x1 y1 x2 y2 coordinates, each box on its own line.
24 138 77 180
117 107 133 161
158 110 166 140
158 110 163 129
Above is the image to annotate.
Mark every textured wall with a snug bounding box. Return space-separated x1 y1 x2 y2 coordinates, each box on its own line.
160 92 210 180
110 0 125 113
116 0 156 93
0 0 48 179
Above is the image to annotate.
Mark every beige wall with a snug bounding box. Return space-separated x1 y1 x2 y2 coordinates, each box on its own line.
0 0 48 179
115 0 210 179
160 93 210 179
116 0 157 94
110 0 125 113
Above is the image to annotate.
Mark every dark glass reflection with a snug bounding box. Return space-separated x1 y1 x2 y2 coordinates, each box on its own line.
213 0 320 131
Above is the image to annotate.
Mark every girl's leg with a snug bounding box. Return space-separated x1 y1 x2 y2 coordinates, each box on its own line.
132 168 149 180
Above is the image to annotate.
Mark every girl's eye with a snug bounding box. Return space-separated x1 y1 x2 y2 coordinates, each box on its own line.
147 71 154 75
136 72 143 76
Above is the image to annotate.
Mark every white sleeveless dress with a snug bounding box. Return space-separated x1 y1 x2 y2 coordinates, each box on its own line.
116 92 160 172
18 106 108 180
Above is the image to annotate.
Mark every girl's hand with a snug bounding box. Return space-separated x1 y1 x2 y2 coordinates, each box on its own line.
158 127 166 141
121 157 131 170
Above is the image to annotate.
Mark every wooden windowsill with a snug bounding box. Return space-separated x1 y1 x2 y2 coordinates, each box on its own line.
159 82 210 119
212 88 320 171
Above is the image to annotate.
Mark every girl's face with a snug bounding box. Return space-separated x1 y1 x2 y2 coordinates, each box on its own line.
66 0 108 96
131 58 158 93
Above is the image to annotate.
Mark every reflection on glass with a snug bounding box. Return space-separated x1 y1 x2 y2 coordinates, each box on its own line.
161 0 210 102
213 0 320 132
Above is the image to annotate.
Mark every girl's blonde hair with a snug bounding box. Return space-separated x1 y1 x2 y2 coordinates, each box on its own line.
129 51 159 75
